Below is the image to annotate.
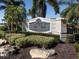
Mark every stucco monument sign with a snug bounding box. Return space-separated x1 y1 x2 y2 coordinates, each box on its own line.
26 17 67 42
29 19 50 32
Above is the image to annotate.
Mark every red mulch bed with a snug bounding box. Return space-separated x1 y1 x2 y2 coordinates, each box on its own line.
0 43 77 59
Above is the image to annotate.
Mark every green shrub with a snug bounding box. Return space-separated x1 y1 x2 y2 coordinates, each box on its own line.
15 37 28 47
0 31 5 38
67 33 79 43
20 32 60 37
0 26 6 31
5 33 14 39
74 33 79 42
7 33 25 45
26 35 54 47
8 37 16 45
15 35 59 48
5 33 25 39
67 34 75 43
74 43 79 52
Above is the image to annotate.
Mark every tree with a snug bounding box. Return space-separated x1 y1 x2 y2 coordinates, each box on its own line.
28 0 59 18
60 0 79 25
0 0 26 32
28 0 37 18
60 0 79 42
60 0 79 34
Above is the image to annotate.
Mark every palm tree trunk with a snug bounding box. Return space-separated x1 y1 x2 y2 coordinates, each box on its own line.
15 21 18 32
37 0 46 17
11 22 13 32
7 24 10 32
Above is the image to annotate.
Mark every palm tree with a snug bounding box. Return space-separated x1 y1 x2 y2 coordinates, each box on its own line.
60 0 79 42
0 0 26 32
60 0 79 33
28 0 37 18
28 0 59 18
60 0 79 25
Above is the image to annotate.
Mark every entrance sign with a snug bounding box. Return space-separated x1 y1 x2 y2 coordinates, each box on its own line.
26 17 67 42
29 19 50 32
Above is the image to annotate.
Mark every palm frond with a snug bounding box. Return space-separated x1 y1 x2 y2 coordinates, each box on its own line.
0 5 6 10
58 0 70 5
65 8 75 20
61 4 77 17
29 0 37 18
13 0 25 6
75 5 79 16
60 7 72 17
47 0 59 14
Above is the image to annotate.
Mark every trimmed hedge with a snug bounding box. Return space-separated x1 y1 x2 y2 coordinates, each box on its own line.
6 33 25 45
5 33 25 39
15 35 59 48
6 32 60 48
6 32 60 39
0 31 5 38
15 37 28 47
18 32 60 37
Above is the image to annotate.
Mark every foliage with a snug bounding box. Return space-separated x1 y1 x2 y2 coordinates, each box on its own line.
0 0 26 32
60 0 79 25
28 0 37 18
8 37 16 45
5 33 25 39
15 37 28 47
15 35 59 48
0 31 5 38
67 33 79 43
48 0 59 14
67 34 75 43
74 43 79 52
0 25 7 31
28 0 59 18
74 33 79 42
21 32 60 38
6 33 25 45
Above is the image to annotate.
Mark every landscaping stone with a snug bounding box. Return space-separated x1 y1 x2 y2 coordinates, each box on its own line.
0 45 18 56
0 47 8 56
30 48 55 58
0 39 7 45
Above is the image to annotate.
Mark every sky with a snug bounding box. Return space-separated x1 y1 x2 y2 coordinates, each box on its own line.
0 0 68 23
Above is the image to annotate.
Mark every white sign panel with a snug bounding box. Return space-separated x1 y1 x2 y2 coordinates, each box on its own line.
29 19 50 32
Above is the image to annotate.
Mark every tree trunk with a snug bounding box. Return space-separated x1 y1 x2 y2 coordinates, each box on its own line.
37 0 47 17
15 22 18 32
7 24 10 32
11 22 13 32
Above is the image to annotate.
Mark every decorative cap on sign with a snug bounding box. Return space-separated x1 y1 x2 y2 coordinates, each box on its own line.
36 18 41 24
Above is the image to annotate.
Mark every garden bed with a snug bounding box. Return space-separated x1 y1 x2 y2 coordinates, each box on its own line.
0 43 77 59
